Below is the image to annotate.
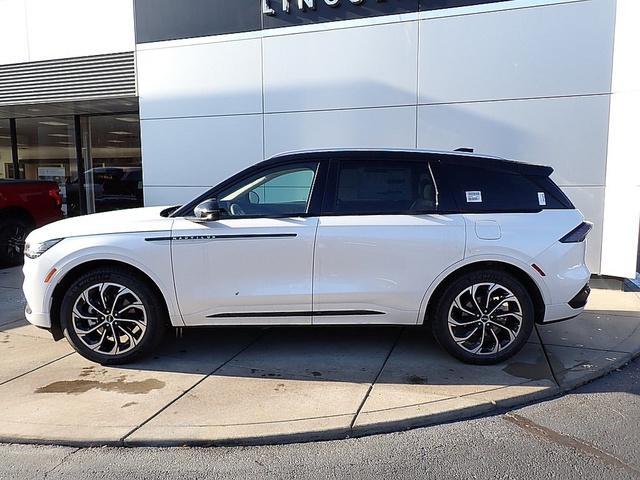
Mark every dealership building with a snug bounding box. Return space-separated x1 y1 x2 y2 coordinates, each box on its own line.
0 0 637 279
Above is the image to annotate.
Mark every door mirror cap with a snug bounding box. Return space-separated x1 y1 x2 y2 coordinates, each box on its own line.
192 198 221 222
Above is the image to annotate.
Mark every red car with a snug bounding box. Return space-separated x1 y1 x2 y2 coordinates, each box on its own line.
0 180 63 266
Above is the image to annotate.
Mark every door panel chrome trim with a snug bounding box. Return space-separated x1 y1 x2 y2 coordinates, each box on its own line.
145 233 298 242
206 309 385 319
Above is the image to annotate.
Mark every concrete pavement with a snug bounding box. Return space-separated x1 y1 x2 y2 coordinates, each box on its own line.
1 357 639 480
0 266 639 446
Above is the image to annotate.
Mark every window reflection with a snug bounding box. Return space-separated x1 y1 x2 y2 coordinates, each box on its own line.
82 114 143 213
15 116 80 216
6 113 143 217
0 120 12 179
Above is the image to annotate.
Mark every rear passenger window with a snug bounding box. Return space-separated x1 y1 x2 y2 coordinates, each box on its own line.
433 163 568 212
330 159 435 215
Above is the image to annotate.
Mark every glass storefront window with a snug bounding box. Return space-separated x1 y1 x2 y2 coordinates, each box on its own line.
15 116 81 216
5 112 143 217
81 114 143 214
0 120 13 179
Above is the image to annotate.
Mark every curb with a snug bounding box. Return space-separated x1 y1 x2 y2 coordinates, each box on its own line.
1 349 637 449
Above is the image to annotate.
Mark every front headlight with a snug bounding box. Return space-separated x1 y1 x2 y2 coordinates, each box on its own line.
24 239 63 259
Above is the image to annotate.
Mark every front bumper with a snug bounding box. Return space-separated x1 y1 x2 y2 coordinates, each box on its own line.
22 256 55 329
24 303 51 329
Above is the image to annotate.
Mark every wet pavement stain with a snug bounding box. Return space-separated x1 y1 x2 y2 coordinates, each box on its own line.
78 366 96 378
406 375 428 385
504 413 640 477
502 355 552 381
35 378 165 395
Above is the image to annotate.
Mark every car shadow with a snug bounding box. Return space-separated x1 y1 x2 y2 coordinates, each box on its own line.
110 324 558 390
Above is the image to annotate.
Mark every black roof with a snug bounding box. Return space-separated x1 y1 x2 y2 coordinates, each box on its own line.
172 148 553 217
264 149 554 177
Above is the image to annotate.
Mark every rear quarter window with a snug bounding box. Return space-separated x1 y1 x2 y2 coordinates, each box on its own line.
433 163 572 213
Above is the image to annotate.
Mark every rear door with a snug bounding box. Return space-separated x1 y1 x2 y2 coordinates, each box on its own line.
312 155 465 325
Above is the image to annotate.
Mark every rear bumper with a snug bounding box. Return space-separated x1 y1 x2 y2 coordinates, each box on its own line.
568 283 591 309
540 283 590 324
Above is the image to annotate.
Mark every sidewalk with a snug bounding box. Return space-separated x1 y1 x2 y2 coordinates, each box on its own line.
1 266 639 447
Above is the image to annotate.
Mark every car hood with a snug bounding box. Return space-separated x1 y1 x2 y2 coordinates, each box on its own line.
27 206 175 243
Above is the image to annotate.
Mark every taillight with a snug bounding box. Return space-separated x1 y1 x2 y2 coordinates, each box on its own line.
559 222 593 243
48 187 62 208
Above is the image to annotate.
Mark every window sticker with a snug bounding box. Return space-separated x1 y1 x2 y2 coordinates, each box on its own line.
465 191 482 203
538 192 546 206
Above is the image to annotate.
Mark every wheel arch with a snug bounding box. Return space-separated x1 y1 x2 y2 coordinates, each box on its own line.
421 260 546 326
49 259 172 340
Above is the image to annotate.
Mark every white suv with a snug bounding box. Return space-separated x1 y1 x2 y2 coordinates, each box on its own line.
23 150 592 365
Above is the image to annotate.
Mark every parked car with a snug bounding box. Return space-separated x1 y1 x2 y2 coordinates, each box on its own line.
22 150 592 365
0 180 62 266
65 167 143 214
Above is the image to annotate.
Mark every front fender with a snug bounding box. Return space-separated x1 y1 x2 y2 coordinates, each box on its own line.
40 233 183 327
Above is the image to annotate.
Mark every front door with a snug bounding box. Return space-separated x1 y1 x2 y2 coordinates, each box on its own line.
312 157 465 325
171 160 322 326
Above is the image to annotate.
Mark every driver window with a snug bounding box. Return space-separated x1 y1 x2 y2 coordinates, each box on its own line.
218 162 318 218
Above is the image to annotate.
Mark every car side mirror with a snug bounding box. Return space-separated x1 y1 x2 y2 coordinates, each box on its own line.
192 198 221 222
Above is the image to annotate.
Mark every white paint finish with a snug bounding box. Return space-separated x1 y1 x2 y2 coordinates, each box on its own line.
263 21 418 112
475 220 501 240
417 95 610 187
23 150 594 362
562 185 604 274
24 0 135 62
463 210 590 308
23 207 181 328
418 0 615 104
0 0 29 65
264 106 416 158
144 186 209 207
171 217 318 326
140 115 263 187
313 214 465 325
137 39 263 119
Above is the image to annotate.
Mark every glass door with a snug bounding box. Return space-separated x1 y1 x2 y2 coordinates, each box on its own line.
15 116 81 217
80 114 143 214
0 120 12 179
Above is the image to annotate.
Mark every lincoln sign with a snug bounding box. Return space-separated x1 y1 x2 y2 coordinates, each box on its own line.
263 0 374 15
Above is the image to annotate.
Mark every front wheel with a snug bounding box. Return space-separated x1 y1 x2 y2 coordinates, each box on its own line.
60 267 166 365
431 270 534 365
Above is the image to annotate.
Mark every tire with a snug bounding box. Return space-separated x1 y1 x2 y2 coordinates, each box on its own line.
60 267 166 365
431 269 534 365
0 217 30 267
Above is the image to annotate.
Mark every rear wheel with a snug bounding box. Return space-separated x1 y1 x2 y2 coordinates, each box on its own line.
431 270 534 365
60 267 166 364
0 217 29 267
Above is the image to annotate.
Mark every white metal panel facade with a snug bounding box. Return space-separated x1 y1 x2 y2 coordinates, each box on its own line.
0 0 636 277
